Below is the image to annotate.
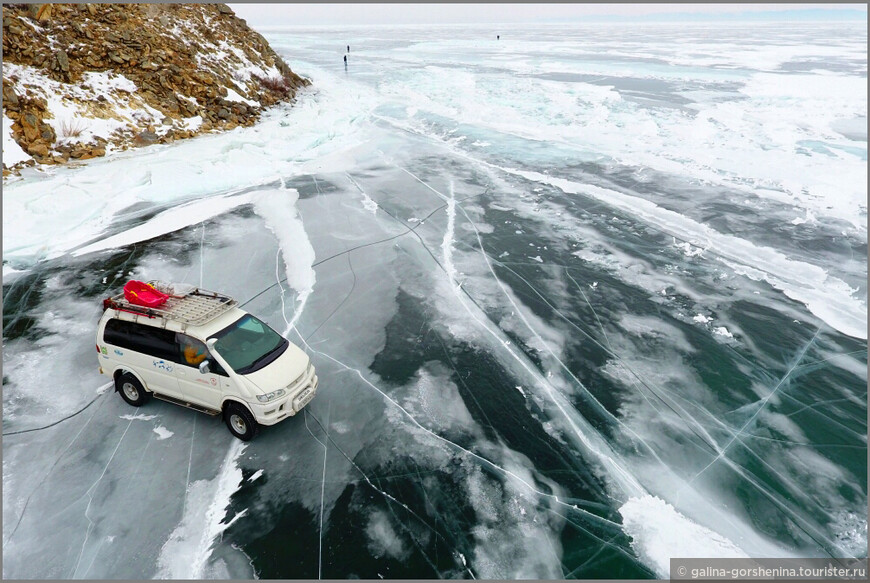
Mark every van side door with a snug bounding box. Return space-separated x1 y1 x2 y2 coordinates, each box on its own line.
102 318 183 399
174 333 229 410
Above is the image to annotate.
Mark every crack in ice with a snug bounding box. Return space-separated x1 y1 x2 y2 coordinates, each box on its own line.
70 417 134 578
684 329 821 488
297 339 621 529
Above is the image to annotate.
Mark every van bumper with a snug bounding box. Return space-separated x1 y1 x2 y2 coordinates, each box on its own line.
251 374 318 426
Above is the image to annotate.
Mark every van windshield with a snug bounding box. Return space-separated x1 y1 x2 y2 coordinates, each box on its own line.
212 315 288 375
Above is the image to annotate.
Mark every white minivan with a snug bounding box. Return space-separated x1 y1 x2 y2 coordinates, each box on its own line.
96 282 317 440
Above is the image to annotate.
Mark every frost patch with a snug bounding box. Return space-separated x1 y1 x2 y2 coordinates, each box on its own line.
71 191 254 258
441 182 458 287
120 414 158 421
252 187 316 334
153 426 174 440
156 441 247 578
331 421 350 434
366 509 409 560
404 363 475 432
619 495 748 578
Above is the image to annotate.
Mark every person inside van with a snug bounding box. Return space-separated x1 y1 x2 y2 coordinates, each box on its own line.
180 335 208 366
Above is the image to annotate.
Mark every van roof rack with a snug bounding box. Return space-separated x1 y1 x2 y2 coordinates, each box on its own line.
103 282 238 327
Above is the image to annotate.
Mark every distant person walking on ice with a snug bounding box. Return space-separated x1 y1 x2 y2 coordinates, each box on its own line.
343 54 347 67
347 45 350 52
497 35 500 40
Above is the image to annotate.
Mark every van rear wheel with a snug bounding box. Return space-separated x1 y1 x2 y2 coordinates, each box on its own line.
224 402 259 441
117 373 151 407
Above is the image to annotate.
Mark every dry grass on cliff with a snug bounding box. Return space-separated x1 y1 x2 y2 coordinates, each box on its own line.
254 73 301 98
59 118 87 139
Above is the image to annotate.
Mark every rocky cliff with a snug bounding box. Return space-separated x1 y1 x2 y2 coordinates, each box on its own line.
2 3 309 174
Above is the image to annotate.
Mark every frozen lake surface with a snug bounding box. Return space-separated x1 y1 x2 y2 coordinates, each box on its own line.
2 21 867 579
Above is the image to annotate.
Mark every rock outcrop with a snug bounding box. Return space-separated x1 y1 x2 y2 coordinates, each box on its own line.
2 3 309 174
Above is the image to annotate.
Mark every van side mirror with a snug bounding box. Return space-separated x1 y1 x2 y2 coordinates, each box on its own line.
199 360 211 375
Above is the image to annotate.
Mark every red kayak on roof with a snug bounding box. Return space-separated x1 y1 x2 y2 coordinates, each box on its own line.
123 280 169 308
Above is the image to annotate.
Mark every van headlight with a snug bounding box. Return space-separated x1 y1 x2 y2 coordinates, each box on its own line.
256 389 286 403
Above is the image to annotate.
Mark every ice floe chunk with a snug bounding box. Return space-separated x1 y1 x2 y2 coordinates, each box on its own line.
790 209 816 225
832 510 869 557
713 326 734 338
360 193 379 213
673 237 708 258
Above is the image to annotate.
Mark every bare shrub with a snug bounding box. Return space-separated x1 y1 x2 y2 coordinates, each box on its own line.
60 118 88 139
253 73 298 97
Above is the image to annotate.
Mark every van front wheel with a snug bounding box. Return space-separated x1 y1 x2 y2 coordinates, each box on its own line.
117 373 151 407
224 402 259 441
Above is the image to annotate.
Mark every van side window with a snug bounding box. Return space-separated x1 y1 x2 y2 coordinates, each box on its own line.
176 333 228 377
103 318 177 362
177 334 208 366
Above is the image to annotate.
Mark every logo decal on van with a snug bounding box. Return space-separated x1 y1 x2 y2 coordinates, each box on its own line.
101 346 108 355
114 349 124 356
153 360 174 372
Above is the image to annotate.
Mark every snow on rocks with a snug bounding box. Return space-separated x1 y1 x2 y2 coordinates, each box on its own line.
2 3 308 175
